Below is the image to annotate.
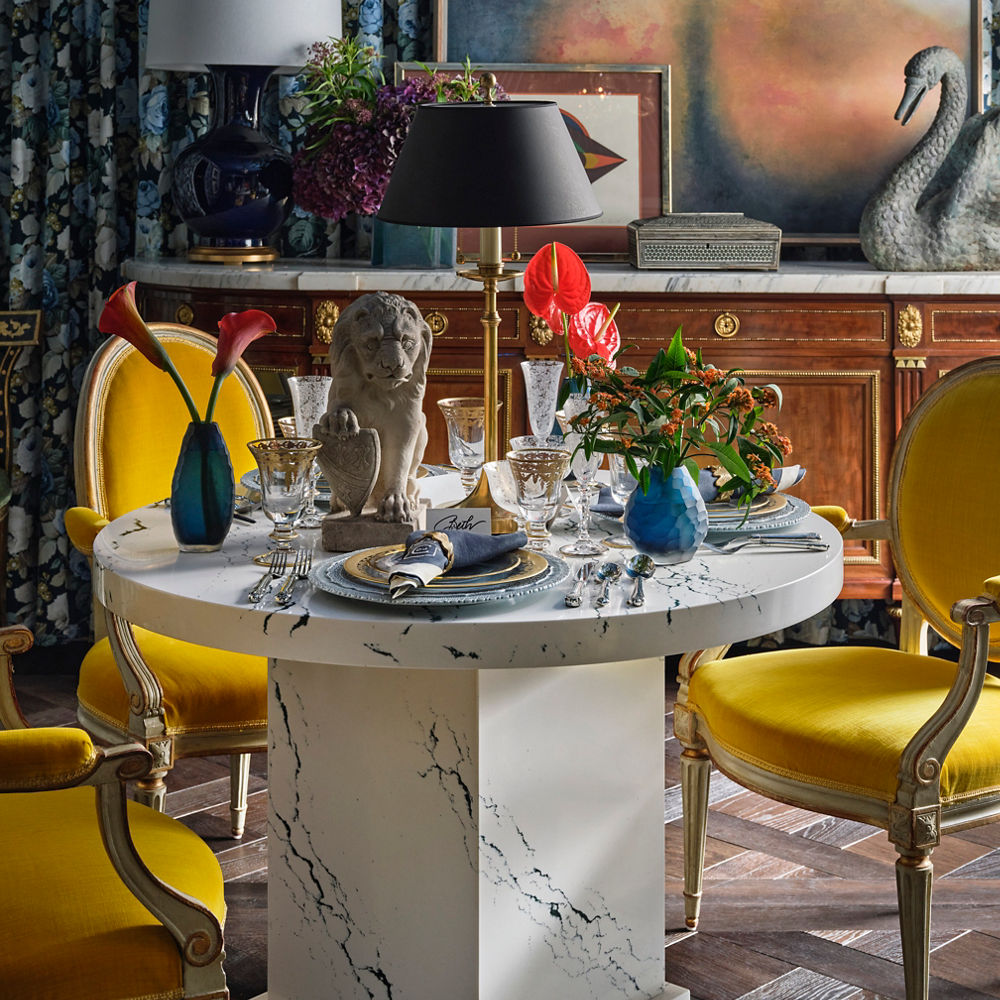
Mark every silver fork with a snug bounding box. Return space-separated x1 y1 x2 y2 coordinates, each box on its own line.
248 550 288 603
701 537 828 554
275 549 314 606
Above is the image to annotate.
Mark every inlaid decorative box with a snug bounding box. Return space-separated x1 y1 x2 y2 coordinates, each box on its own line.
627 212 782 270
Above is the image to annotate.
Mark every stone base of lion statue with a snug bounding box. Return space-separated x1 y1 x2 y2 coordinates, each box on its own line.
320 507 427 553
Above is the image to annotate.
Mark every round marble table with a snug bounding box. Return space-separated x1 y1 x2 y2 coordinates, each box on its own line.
93 477 843 1000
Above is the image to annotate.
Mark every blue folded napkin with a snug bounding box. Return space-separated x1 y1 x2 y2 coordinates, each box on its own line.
590 486 624 518
389 529 528 598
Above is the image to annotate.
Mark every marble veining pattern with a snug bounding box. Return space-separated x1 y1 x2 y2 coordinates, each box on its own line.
122 258 1000 298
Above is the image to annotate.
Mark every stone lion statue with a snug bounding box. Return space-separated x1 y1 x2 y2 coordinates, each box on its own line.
315 291 432 522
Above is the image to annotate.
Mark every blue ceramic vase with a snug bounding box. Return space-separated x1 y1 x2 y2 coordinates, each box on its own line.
170 422 235 552
623 465 708 564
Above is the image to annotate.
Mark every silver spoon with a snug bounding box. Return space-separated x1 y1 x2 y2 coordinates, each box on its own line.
624 554 656 607
564 560 596 608
594 561 622 607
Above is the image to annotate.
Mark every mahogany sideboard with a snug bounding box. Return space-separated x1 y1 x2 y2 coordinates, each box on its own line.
121 258 1000 599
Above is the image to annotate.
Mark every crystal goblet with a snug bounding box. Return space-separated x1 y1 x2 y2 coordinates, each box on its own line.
438 397 490 495
506 447 570 552
287 376 333 528
509 434 565 451
482 460 525 531
520 358 564 438
560 433 606 557
604 451 641 549
247 437 321 564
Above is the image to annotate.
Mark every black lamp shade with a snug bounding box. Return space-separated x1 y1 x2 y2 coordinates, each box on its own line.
377 101 602 228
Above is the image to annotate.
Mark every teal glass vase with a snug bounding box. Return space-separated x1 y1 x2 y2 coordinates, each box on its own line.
371 218 457 269
623 465 708 564
170 421 235 552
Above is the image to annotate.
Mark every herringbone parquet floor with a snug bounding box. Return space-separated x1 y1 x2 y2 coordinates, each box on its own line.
15 666 1000 1000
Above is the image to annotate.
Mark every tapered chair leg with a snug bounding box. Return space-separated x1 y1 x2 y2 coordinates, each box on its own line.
896 851 933 1000
680 747 712 929
230 752 251 839
135 771 167 812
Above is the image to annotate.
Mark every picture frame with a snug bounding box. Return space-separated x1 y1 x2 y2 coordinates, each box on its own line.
432 0 985 243
395 62 670 259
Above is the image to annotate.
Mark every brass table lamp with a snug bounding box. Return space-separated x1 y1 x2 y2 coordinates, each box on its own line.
377 80 601 473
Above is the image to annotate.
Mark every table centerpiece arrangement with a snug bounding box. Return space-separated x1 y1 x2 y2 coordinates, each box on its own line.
522 241 793 563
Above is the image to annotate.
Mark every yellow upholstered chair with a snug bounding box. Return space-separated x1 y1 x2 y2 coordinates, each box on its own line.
68 323 272 838
675 355 1000 1000
0 624 228 999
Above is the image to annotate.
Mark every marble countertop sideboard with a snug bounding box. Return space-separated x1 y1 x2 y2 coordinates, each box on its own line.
122 257 1000 298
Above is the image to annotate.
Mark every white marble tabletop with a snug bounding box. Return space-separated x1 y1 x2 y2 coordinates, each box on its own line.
122 256 1000 298
92 476 843 670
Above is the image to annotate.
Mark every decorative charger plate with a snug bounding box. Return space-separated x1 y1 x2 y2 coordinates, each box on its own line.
310 547 571 607
706 492 785 521
705 494 811 541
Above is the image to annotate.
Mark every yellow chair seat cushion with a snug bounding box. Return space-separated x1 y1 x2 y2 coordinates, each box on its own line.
0 727 98 790
687 645 1000 806
78 627 266 737
0 785 225 1000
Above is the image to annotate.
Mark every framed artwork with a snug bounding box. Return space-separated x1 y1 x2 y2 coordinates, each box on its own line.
433 0 984 241
395 62 670 258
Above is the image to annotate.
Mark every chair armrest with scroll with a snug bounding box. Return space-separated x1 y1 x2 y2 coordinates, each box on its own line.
0 725 226 994
66 505 110 557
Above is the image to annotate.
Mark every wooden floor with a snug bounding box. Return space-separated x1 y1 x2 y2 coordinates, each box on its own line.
15 668 1000 1000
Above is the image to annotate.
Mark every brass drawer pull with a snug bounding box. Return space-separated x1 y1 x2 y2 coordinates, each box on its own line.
713 311 740 338
424 309 448 337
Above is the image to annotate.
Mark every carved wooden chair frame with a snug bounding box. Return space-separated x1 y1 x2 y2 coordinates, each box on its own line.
74 323 273 834
674 357 1000 1000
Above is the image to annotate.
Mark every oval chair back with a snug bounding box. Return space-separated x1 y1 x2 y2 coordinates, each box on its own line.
75 322 273 520
890 356 1000 659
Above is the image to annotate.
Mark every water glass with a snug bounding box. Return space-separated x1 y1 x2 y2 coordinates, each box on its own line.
287 376 333 528
506 447 570 551
509 434 565 451
482 460 525 531
604 452 641 549
520 358 564 437
560 433 606 557
247 437 321 564
438 397 489 495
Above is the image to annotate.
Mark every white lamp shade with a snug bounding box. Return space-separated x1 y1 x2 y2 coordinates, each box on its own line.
145 0 341 74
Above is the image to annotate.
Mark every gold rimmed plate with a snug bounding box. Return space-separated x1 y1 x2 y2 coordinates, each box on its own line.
343 544 551 593
706 492 787 521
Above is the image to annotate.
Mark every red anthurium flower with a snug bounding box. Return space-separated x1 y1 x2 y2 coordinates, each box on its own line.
523 242 591 318
99 282 170 372
213 310 278 378
567 302 621 366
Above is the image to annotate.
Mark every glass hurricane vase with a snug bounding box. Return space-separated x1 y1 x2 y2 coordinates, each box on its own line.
170 421 235 553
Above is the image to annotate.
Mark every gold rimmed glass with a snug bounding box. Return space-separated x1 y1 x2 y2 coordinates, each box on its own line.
247 437 321 564
438 397 490 495
506 446 570 552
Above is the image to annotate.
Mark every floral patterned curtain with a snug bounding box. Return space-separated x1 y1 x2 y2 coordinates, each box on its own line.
0 0 433 647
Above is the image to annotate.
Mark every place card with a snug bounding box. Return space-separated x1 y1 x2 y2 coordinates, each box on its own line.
425 507 492 535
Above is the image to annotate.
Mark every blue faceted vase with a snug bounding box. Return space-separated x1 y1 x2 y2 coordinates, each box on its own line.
170 422 235 552
623 466 708 564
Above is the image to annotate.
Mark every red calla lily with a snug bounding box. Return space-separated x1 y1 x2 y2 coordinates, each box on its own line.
214 310 278 378
522 242 591 318
99 282 170 372
97 283 276 424
567 302 621 366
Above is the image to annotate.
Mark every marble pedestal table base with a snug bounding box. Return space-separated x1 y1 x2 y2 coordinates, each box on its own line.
269 655 686 1000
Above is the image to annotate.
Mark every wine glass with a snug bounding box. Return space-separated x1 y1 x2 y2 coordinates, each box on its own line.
287 376 333 528
506 447 570 552
482 460 525 531
560 433 606 557
437 397 489 495
520 359 564 437
604 451 641 549
247 437 321 565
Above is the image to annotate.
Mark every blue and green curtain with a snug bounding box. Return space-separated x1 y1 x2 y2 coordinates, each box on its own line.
0 0 433 646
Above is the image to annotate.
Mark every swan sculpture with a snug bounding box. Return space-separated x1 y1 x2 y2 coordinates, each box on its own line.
859 46 1000 271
